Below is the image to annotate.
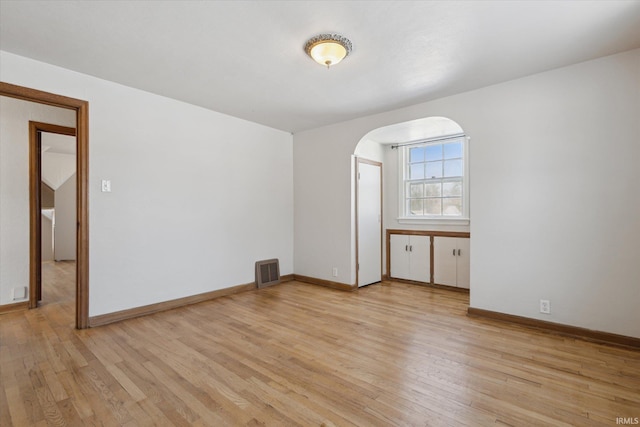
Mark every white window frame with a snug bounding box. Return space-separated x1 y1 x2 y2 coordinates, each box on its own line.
397 135 470 225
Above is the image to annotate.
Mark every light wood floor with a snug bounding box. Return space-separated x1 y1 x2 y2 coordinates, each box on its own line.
40 260 77 306
1 263 638 426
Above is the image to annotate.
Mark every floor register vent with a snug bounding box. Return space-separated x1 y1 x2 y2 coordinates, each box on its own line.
255 258 280 288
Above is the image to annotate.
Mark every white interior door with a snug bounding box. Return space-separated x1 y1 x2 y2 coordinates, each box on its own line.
357 159 382 287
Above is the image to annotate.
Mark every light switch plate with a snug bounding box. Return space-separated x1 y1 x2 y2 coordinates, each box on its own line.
101 179 111 192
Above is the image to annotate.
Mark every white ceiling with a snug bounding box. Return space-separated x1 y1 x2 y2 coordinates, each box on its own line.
42 132 75 155
1 1 639 133
41 133 76 190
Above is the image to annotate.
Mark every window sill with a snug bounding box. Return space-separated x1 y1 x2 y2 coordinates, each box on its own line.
397 217 470 226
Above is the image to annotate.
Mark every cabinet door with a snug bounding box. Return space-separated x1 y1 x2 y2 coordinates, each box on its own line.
408 235 430 283
456 238 470 289
433 237 457 286
390 234 410 280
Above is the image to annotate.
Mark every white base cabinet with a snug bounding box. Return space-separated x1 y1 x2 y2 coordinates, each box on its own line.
433 237 470 289
390 234 430 283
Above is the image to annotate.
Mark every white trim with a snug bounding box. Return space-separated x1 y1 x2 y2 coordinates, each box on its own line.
390 133 466 149
398 217 470 226
397 144 405 218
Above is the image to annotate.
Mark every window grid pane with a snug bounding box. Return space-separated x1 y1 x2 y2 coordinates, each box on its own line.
444 142 462 159
443 159 462 177
425 161 442 179
409 146 425 163
442 197 462 216
409 183 424 198
409 199 424 216
443 180 462 197
404 139 465 217
425 198 441 215
409 163 425 180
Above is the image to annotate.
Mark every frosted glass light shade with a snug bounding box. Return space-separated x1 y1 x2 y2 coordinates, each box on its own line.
309 41 347 67
304 34 352 68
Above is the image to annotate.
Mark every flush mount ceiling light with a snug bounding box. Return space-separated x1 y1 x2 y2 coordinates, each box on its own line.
304 33 352 68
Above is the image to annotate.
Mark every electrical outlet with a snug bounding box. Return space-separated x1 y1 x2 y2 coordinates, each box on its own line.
12 286 27 300
540 299 551 314
332 267 338 277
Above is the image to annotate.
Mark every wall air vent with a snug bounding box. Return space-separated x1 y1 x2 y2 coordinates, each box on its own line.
255 259 280 288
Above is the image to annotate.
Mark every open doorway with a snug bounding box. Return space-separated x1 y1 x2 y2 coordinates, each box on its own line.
353 116 470 288
33 125 77 307
0 82 89 329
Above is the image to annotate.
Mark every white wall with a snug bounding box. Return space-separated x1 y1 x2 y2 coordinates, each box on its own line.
294 49 640 338
41 211 54 262
294 126 365 285
353 139 384 163
467 50 639 338
54 173 76 261
0 95 75 304
42 151 76 190
1 51 294 316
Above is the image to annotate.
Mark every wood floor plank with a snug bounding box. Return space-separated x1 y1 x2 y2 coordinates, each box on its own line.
56 369 95 420
81 362 134 425
142 359 228 425
4 386 30 426
2 261 639 426
33 384 66 427
105 363 147 402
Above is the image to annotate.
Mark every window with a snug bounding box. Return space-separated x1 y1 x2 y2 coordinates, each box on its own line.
400 136 468 220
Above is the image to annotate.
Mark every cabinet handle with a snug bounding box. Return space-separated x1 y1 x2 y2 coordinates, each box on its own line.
405 245 408 252
410 245 413 252
458 249 461 256
453 249 456 256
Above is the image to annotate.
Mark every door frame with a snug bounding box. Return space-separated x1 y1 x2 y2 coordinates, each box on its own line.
1 82 90 329
355 157 383 287
30 122 77 304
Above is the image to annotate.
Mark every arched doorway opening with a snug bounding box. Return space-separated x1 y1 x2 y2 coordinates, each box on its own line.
353 116 468 286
